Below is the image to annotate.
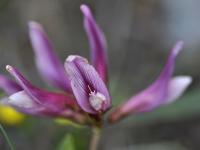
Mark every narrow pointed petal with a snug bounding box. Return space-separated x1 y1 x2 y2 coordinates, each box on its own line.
6 65 77 112
156 41 184 82
109 41 192 123
28 21 71 92
0 75 22 95
80 5 108 82
65 55 111 114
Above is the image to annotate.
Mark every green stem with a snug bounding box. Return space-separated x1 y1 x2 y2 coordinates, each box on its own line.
89 127 101 150
0 124 15 150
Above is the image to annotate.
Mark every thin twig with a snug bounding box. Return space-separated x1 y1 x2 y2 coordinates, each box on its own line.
0 124 15 150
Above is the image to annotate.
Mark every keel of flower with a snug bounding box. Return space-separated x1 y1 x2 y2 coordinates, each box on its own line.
65 55 111 114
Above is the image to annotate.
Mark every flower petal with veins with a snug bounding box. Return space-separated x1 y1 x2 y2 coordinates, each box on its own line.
65 55 111 114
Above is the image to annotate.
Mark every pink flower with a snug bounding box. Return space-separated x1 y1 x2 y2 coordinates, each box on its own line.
0 4 192 125
0 4 110 125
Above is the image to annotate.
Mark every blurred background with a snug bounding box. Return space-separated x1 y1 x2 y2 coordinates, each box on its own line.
0 0 199 149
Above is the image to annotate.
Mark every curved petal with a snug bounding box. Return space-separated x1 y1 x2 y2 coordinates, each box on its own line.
28 21 71 92
7 91 45 115
80 5 108 82
1 91 85 123
3 91 64 117
6 65 77 112
65 55 111 114
0 75 22 95
155 41 184 83
109 41 192 123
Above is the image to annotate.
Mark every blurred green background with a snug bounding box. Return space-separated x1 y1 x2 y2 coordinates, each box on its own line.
0 0 199 149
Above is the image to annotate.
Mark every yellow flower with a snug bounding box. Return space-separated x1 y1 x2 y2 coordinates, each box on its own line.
0 105 25 125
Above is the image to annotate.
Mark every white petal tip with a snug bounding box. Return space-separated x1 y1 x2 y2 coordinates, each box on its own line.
80 4 88 11
177 41 184 46
28 21 43 33
9 91 36 109
6 65 12 72
66 55 78 62
28 21 41 28
173 41 184 56
66 55 88 63
171 76 193 91
80 4 91 17
164 76 192 104
180 76 192 86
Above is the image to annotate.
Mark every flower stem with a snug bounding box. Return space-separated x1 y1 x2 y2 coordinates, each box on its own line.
0 124 15 150
89 127 101 150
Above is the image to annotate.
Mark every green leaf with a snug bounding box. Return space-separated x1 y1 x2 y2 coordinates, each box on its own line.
57 134 75 150
72 129 90 150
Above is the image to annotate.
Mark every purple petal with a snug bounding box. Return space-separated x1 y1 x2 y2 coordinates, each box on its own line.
80 5 108 82
1 91 85 123
0 75 22 95
155 41 184 83
6 91 46 115
109 41 192 122
3 91 66 117
28 21 71 92
65 55 111 114
6 65 77 112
